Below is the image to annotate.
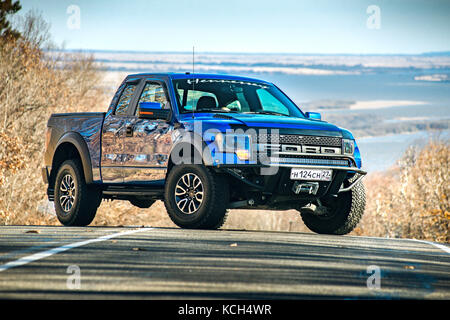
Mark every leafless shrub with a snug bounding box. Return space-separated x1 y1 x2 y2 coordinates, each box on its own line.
11 9 53 50
354 138 449 242
0 10 107 225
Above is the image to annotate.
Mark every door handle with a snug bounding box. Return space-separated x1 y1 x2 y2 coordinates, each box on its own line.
125 125 134 137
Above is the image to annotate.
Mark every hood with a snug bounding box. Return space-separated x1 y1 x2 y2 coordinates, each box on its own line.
180 113 343 137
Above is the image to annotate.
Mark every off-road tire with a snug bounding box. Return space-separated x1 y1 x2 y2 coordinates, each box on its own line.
300 177 366 235
164 164 229 229
54 159 101 226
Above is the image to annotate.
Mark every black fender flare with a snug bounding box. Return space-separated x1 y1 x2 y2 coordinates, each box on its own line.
53 132 94 184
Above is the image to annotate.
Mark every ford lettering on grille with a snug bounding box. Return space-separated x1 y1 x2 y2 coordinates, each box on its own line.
278 144 342 154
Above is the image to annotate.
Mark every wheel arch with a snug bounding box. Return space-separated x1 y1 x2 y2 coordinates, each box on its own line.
50 132 94 187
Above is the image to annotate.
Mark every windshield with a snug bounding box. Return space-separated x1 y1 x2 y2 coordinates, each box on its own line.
172 78 305 118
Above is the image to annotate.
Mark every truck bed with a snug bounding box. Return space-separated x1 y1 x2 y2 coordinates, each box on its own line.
45 112 105 183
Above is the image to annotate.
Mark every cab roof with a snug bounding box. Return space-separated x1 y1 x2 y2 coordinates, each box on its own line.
126 72 272 85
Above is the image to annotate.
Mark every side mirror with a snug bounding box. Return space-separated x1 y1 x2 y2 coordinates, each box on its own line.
138 102 171 120
305 112 321 121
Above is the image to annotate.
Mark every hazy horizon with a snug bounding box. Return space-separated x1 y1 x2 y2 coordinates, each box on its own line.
20 0 450 55
54 48 450 56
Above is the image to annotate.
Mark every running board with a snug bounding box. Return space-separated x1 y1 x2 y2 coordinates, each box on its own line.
102 186 164 198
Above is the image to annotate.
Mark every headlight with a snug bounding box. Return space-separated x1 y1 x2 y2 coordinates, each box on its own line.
342 139 355 155
214 133 252 161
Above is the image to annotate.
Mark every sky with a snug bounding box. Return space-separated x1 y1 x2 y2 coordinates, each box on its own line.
18 0 450 54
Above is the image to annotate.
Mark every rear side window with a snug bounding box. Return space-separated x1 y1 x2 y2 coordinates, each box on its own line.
115 83 137 115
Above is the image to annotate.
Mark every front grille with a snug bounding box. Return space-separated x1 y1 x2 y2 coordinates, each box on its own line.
269 156 351 167
257 133 342 147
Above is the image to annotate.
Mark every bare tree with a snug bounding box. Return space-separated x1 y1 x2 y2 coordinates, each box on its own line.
0 0 21 39
13 8 53 49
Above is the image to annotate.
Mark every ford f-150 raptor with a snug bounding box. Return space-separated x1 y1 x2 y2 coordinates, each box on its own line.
42 73 367 234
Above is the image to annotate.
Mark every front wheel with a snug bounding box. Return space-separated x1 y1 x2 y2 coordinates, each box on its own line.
163 165 229 229
299 180 366 235
54 159 101 226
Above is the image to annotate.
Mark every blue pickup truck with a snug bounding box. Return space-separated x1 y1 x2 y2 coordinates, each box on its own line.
43 73 366 234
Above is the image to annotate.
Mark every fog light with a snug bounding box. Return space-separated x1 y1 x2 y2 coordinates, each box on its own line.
342 139 355 155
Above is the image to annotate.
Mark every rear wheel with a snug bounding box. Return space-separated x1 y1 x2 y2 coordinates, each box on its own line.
163 165 229 229
299 179 366 235
54 159 101 226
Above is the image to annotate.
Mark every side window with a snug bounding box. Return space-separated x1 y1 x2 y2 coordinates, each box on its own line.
256 88 290 116
115 83 137 115
137 82 168 111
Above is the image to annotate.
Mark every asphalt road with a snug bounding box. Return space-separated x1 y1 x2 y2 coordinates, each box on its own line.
0 226 449 299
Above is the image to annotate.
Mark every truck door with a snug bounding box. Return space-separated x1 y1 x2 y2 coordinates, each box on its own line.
121 80 173 184
101 79 140 183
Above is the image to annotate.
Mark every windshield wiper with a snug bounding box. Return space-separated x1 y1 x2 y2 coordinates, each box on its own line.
195 108 240 113
244 111 290 117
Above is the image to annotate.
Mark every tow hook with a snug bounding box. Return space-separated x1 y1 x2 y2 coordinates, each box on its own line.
292 182 319 195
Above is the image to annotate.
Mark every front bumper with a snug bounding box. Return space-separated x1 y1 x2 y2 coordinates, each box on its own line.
222 161 366 201
266 163 367 193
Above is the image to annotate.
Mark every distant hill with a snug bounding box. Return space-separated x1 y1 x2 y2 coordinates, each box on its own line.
420 51 450 56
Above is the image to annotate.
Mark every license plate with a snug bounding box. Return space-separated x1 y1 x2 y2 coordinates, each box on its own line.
290 168 332 181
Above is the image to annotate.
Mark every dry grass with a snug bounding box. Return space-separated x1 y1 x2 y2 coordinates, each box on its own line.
0 12 107 225
353 139 449 242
